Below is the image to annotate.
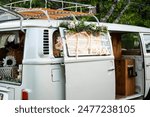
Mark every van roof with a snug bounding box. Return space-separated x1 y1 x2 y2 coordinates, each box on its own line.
102 22 150 33
0 6 149 33
0 19 150 33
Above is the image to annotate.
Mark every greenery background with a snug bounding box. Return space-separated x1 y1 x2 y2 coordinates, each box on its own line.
0 0 149 28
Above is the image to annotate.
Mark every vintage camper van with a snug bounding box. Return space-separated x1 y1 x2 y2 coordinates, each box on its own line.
0 3 150 100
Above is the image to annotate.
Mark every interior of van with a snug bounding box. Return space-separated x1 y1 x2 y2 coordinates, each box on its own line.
111 32 144 99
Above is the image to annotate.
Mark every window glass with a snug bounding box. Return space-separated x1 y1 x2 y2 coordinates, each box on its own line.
0 9 20 22
143 34 150 53
65 32 111 57
121 33 141 55
0 31 25 85
53 31 63 58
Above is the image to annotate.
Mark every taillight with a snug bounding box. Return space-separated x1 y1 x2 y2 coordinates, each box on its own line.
22 90 28 100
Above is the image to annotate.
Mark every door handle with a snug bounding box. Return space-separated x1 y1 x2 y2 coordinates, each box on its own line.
61 63 65 66
108 68 115 72
146 64 150 67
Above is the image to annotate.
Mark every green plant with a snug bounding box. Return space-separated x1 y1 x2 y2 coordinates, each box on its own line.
60 19 108 35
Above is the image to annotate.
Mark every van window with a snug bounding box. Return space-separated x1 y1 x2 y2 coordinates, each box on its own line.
121 33 141 55
65 32 111 57
0 31 25 85
0 9 20 22
53 30 63 58
143 34 150 53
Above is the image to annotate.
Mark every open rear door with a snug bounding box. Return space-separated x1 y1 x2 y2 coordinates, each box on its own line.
0 7 24 100
59 28 115 100
140 33 150 98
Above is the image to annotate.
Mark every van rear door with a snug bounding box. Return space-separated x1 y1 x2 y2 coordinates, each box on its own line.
59 28 115 100
140 33 150 98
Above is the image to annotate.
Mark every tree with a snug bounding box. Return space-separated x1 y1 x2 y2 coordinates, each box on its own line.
100 0 119 22
118 0 150 27
96 0 150 27
0 0 149 27
113 0 131 23
0 0 9 5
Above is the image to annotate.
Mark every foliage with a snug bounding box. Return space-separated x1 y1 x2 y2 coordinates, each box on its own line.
121 33 140 49
93 0 150 28
60 19 108 35
0 0 150 28
0 0 8 5
69 0 150 28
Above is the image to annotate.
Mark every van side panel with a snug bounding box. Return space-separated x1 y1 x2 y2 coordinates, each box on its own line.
22 65 65 100
23 28 41 60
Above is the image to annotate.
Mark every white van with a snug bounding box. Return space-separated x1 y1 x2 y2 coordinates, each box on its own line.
0 6 150 100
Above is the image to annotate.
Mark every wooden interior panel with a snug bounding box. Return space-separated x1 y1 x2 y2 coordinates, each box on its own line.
116 59 135 96
111 33 122 60
111 33 136 98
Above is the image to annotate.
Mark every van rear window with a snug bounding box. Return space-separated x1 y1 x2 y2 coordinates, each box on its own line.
0 31 25 85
